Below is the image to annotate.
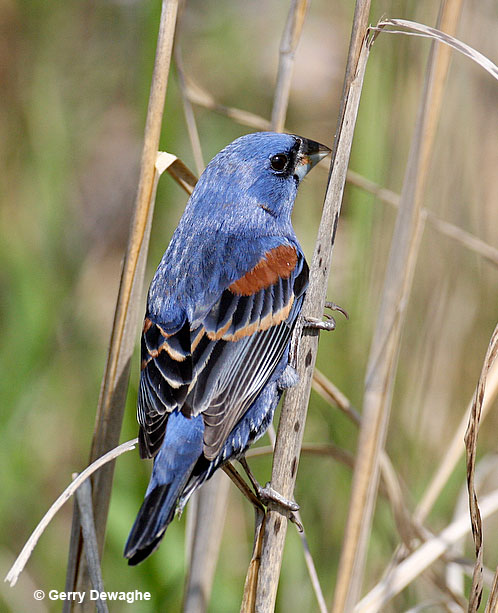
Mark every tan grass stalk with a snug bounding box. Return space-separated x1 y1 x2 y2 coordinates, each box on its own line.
295 520 328 613
354 488 498 612
271 0 310 132
5 439 138 587
174 40 205 175
331 3 464 609
75 480 107 613
240 510 266 613
346 170 498 267
485 569 498 613
373 19 498 80
157 151 198 194
180 1 312 606
251 3 373 609
64 0 179 599
182 473 230 613
415 358 498 523
312 368 361 425
464 324 498 611
184 76 271 130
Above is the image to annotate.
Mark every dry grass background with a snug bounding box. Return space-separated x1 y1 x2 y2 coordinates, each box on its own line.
1 0 497 611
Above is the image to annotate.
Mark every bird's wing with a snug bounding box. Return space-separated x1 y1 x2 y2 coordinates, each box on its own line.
138 243 308 461
138 316 193 458
187 243 308 460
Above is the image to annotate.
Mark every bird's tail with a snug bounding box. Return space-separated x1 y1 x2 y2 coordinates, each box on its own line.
124 412 204 565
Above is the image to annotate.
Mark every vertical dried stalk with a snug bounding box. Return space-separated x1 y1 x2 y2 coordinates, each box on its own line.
174 39 205 175
75 481 108 613
64 0 179 604
332 2 463 610
415 359 498 524
485 567 498 613
271 0 310 132
253 2 373 608
465 324 498 612
183 473 230 613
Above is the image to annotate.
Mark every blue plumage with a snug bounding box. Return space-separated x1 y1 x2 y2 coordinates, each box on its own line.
124 131 330 565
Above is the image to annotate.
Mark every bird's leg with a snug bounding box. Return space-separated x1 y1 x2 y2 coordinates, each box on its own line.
239 457 300 517
303 300 349 332
222 463 264 513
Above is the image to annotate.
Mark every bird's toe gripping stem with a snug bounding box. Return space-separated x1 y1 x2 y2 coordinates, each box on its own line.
239 458 303 530
303 300 349 332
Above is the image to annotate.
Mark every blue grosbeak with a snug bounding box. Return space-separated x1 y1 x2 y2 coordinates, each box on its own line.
124 131 330 565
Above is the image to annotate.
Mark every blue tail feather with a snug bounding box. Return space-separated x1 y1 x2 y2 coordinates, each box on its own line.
124 412 204 565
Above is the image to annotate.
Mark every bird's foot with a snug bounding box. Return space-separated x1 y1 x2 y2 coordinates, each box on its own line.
257 483 303 531
255 483 300 513
303 301 349 332
239 457 302 529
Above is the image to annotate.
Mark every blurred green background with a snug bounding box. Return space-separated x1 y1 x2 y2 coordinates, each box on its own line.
1 0 497 611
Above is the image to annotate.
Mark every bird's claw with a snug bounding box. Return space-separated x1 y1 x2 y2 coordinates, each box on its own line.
289 513 304 532
325 301 349 320
303 301 349 332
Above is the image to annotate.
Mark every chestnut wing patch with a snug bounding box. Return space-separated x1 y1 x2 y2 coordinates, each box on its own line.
187 249 309 460
229 244 298 296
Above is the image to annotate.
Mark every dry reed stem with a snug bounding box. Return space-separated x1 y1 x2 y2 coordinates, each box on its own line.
271 0 310 132
354 488 498 612
313 364 492 610
240 2 316 609
5 439 138 587
332 3 463 609
415 358 498 523
296 523 328 613
240 511 266 613
485 569 498 613
373 19 498 80
312 368 361 425
253 5 373 608
346 170 498 268
157 151 198 194
75 480 107 613
446 456 498 609
465 324 498 611
182 473 230 613
174 34 205 176
184 77 271 130
64 0 179 601
312 368 482 605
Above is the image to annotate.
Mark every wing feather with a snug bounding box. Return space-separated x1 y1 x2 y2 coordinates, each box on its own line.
137 243 309 462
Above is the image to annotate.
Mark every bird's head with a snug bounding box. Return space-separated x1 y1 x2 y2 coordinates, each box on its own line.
187 132 330 235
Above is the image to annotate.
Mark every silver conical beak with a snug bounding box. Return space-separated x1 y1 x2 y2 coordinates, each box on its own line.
294 137 331 181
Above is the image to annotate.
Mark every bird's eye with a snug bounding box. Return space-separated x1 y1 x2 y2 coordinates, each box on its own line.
270 153 289 172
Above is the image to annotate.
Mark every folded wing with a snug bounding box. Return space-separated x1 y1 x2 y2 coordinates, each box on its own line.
138 243 308 461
